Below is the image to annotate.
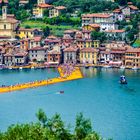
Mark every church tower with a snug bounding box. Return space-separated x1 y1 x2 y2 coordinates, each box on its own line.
2 5 7 19
38 0 45 5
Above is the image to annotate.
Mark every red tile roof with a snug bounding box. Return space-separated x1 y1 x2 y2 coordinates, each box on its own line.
31 36 42 42
89 24 100 28
55 6 66 10
126 48 140 53
0 0 8 4
64 46 78 52
106 29 125 33
48 50 60 54
14 52 28 57
29 46 45 51
129 5 138 10
38 3 53 8
82 13 112 18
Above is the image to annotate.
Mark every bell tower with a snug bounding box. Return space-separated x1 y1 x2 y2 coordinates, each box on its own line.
2 5 7 19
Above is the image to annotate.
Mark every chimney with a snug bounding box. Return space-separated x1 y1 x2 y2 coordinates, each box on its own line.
2 6 7 19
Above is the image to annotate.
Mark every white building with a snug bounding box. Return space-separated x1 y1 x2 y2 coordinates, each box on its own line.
28 47 47 62
82 13 118 31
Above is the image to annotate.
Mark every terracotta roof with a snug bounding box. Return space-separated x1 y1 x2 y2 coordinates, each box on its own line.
129 5 138 10
47 35 57 39
126 48 140 53
128 2 133 5
106 29 125 33
0 0 8 4
31 36 42 42
8 18 18 24
64 46 78 52
19 0 29 4
89 24 100 28
100 51 110 54
19 28 42 31
4 53 13 57
80 47 98 53
110 50 125 54
29 46 45 51
64 30 77 34
82 13 112 18
55 6 66 10
48 50 60 54
38 3 53 8
14 52 28 57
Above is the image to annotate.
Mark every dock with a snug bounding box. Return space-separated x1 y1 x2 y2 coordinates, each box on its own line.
0 67 83 93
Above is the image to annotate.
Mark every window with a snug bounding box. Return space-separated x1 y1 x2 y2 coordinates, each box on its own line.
4 24 6 29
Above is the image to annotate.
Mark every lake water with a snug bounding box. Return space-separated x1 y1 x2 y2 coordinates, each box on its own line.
0 68 140 140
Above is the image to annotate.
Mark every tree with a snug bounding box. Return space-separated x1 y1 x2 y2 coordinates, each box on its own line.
91 31 106 43
36 108 47 127
75 113 92 140
42 26 50 37
115 0 127 6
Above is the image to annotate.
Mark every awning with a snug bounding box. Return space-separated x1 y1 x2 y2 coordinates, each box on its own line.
109 61 122 65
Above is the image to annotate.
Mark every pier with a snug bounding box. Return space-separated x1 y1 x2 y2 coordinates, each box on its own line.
0 66 83 93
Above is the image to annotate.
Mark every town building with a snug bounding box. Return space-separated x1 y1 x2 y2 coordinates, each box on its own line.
18 28 43 39
33 0 53 18
105 29 126 41
28 46 47 62
125 48 140 68
80 48 98 64
82 13 118 31
63 46 78 64
0 3 19 39
49 6 66 18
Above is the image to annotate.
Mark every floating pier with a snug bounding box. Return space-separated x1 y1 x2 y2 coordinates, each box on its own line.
0 67 83 93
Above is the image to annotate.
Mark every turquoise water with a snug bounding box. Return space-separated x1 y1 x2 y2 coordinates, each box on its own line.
0 68 140 140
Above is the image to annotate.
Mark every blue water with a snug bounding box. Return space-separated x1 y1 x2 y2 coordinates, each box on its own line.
0 68 140 140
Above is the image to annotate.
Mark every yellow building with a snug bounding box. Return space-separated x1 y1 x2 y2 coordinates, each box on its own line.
76 39 100 49
82 24 100 31
0 5 19 39
80 48 98 64
49 6 66 18
33 0 53 18
18 28 43 39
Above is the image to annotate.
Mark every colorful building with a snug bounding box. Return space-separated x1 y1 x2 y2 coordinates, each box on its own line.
82 24 100 31
49 6 66 18
0 3 19 39
33 0 53 18
18 28 43 39
125 48 140 68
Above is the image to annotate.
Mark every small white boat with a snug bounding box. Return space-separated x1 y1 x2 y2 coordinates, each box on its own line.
31 66 35 69
103 65 112 68
120 66 125 69
19 67 23 70
132 66 138 70
8 67 12 70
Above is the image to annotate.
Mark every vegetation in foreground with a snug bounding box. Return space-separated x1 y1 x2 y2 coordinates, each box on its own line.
0 109 112 140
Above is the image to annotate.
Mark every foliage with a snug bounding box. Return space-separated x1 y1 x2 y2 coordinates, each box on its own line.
0 109 110 140
91 31 106 43
42 26 50 37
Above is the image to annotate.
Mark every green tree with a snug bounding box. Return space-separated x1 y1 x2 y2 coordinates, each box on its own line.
42 26 50 37
91 31 106 43
36 108 47 127
75 113 92 140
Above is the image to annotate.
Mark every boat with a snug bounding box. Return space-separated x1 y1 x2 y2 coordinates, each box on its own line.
60 91 64 94
132 66 138 70
31 66 35 69
19 67 23 70
8 67 12 70
120 65 125 69
103 65 112 68
119 75 127 84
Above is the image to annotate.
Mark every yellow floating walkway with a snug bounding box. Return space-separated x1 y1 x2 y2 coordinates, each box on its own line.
0 67 83 93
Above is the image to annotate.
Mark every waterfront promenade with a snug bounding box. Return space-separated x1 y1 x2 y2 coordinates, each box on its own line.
0 66 83 93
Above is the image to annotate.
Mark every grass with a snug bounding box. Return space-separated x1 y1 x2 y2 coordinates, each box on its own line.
21 20 80 37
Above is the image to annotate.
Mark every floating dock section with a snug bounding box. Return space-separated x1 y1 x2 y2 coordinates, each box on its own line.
0 67 83 93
